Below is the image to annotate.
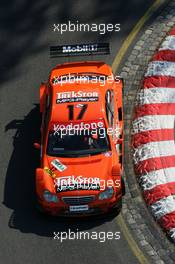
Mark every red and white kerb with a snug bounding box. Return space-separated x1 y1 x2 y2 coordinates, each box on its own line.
132 27 175 242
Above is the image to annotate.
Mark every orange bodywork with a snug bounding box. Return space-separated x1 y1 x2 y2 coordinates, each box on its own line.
35 61 124 216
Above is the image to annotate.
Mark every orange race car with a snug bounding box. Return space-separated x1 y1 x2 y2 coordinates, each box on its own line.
34 43 125 216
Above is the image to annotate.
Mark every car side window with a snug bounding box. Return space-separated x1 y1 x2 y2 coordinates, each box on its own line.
43 94 51 129
105 90 114 127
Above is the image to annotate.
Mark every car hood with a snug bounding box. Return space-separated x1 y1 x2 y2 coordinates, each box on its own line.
44 152 113 181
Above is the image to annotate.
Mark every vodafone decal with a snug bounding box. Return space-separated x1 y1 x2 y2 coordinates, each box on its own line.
132 27 175 242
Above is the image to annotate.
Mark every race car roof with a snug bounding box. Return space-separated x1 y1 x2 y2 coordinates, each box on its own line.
50 82 106 123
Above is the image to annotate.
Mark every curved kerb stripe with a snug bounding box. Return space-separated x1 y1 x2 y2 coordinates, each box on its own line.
132 129 174 148
150 195 175 220
134 103 175 118
136 87 175 105
133 140 175 164
153 50 175 62
143 76 175 89
144 182 175 205
135 156 175 175
159 212 175 230
159 35 175 51
132 115 175 134
145 61 175 77
139 167 175 191
168 228 175 241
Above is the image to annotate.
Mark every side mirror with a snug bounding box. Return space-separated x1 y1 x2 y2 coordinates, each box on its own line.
33 142 41 149
114 138 123 145
40 83 46 113
117 138 123 144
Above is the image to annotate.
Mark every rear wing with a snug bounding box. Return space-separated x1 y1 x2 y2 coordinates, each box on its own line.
50 43 110 57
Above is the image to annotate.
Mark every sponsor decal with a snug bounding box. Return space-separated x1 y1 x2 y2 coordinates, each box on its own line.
44 167 56 178
69 205 89 212
52 120 104 132
54 176 100 192
56 183 100 192
51 159 67 172
56 91 99 104
62 44 98 53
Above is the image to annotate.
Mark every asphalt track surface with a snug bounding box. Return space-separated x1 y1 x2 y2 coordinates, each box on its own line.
0 1 156 263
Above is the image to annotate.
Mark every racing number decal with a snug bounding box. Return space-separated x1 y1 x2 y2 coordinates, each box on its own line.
67 105 74 120
67 104 88 120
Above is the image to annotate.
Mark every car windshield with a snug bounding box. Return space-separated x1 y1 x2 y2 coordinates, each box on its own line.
47 129 110 157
